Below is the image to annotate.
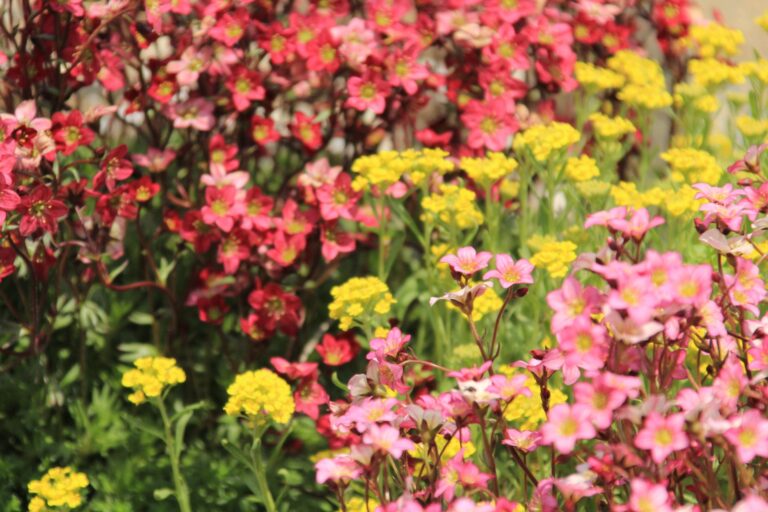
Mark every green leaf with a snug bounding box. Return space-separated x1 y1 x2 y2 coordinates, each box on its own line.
157 257 176 287
174 410 193 457
153 488 174 501
221 438 252 467
127 311 155 326
123 414 165 441
170 400 209 423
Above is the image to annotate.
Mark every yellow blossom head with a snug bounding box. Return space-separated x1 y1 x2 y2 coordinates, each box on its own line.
28 467 89 511
328 276 395 330
565 155 600 182
529 240 577 279
121 356 186 405
460 152 518 188
513 122 581 163
224 369 295 424
421 183 484 229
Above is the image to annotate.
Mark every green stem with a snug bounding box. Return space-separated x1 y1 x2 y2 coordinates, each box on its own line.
157 398 192 512
250 436 277 512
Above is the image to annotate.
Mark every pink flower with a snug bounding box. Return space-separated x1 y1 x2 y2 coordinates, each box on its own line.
226 66 266 112
724 410 768 463
435 454 492 502
316 173 360 221
634 412 688 464
167 47 211 86
362 424 414 458
132 148 176 173
607 208 665 240
461 98 517 151
367 327 411 362
556 315 608 372
346 75 391 114
541 404 596 454
547 277 602 333
483 254 533 288
440 246 493 276
584 206 627 229
573 380 626 430
200 186 244 232
713 355 748 413
208 10 248 47
320 222 356 262
169 98 215 131
315 455 361 485
502 428 542 452
628 479 673 512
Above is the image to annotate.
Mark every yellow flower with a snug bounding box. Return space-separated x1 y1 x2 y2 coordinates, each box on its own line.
575 179 611 198
499 178 520 199
589 113 635 140
498 368 567 430
740 60 768 84
121 356 186 405
688 58 744 87
736 116 768 138
574 62 625 90
660 185 701 217
351 149 454 190
421 183 484 229
530 240 577 279
688 23 744 58
565 155 600 182
660 147 721 185
460 152 518 187
610 181 645 209
328 276 395 330
608 50 672 109
224 369 295 424
344 497 380 512
758 10 768 31
513 122 581 163
28 467 89 511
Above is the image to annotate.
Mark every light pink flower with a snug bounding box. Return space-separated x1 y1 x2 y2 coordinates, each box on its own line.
483 254 533 288
541 403 596 454
634 412 688 464
724 410 768 463
440 246 493 276
362 424 414 458
629 478 673 512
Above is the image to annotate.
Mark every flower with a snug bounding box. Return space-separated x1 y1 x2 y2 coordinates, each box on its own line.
346 75 391 114
530 240 578 278
565 155 600 182
634 412 689 463
724 410 768 463
513 122 581 163
541 403 596 453
459 152 518 187
27 467 89 511
362 424 414 458
628 478 673 512
224 369 295 424
421 184 484 230
483 254 534 288
440 247 493 276
121 356 186 405
589 113 635 140
328 276 395 330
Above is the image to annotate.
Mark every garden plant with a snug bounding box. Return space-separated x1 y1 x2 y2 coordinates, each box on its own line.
1 0 768 510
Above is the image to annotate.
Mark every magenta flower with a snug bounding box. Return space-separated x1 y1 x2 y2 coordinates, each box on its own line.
634 412 689 464
346 75 391 115
607 208 665 240
502 428 542 452
440 247 493 276
315 455 361 485
367 327 411 362
200 185 245 232
483 254 534 288
541 403 596 454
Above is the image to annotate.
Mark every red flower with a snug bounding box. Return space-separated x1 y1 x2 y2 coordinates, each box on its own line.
240 313 270 342
320 222 355 262
17 186 68 236
251 116 281 145
291 112 323 151
248 283 304 336
267 230 306 267
132 176 160 203
209 10 248 47
225 66 266 112
51 110 94 155
316 333 359 366
95 145 134 191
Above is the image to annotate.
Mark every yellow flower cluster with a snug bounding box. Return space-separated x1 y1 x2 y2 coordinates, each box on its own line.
565 155 600 182
421 183 484 229
674 83 719 113
351 149 453 191
610 182 700 217
121 356 186 405
736 115 768 138
529 239 577 279
741 60 768 84
589 113 636 140
575 179 611 198
688 58 744 87
660 147 722 184
328 276 395 330
513 122 581 162
608 50 672 109
459 152 518 187
574 62 625 90
758 10 768 31
224 369 295 424
498 368 567 431
688 23 744 57
28 467 89 512
344 498 381 512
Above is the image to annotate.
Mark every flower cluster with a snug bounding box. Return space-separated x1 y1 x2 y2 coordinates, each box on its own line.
224 369 295 425
328 277 395 331
121 357 187 405
27 467 89 511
